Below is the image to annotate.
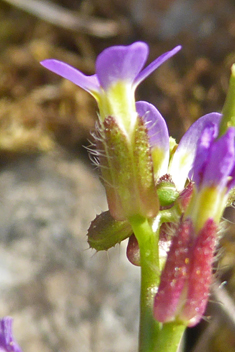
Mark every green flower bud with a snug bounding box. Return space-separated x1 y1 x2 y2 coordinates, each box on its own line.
87 211 132 251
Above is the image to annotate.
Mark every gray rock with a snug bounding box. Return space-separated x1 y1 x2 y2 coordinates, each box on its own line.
0 152 139 352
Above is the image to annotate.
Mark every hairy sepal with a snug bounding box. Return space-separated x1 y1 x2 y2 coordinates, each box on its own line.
96 115 159 220
87 211 132 251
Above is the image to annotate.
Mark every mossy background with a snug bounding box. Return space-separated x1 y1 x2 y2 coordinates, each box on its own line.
0 0 235 351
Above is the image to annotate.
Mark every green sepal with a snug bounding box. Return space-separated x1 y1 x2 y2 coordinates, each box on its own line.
87 211 132 251
96 115 159 220
133 116 159 217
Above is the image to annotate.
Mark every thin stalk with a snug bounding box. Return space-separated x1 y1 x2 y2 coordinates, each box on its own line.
155 323 185 352
130 216 186 352
129 216 160 352
219 64 235 136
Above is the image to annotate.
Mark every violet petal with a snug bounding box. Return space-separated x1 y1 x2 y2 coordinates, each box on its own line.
134 45 182 87
0 317 22 352
202 127 235 190
95 42 148 90
192 123 217 187
40 59 100 93
136 101 169 150
169 112 222 190
136 101 169 176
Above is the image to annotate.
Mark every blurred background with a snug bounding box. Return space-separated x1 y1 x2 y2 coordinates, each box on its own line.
0 0 235 351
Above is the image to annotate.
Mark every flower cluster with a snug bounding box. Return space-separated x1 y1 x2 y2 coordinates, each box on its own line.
41 42 235 328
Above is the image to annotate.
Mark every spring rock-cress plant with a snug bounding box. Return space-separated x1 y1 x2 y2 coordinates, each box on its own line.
1 42 231 352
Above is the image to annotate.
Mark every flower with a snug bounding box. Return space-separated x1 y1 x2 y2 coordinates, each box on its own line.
41 42 181 136
41 43 181 220
187 124 235 231
0 317 22 352
167 112 222 191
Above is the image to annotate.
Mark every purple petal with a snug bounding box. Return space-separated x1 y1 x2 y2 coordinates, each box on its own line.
134 45 182 87
136 101 169 176
136 101 169 149
169 112 222 190
0 317 22 352
96 42 148 89
40 60 100 93
202 127 235 190
192 123 217 187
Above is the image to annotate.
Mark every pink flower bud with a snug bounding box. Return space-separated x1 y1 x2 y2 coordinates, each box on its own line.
181 218 216 326
154 218 217 327
154 219 192 323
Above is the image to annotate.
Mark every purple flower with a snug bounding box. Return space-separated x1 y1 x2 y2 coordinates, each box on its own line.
0 317 22 352
41 43 181 136
168 112 222 190
41 42 181 97
186 125 235 231
193 125 235 191
41 42 182 220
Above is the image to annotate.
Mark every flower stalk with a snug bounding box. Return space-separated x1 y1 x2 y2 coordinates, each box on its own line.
155 323 185 352
129 216 160 352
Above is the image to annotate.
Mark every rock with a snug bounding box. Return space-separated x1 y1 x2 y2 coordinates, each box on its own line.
0 151 139 352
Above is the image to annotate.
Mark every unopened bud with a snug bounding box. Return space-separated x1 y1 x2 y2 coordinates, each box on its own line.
154 218 217 327
126 234 140 266
87 211 132 251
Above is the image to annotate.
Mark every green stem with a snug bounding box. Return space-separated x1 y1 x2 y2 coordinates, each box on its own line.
129 216 160 352
129 216 186 352
219 64 235 136
155 323 186 352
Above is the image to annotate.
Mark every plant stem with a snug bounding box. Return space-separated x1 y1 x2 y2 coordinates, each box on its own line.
129 216 186 352
129 216 160 352
155 323 185 352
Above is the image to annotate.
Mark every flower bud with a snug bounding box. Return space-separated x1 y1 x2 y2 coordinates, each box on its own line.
87 211 132 251
157 174 179 207
154 218 217 327
126 234 140 266
180 218 216 326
